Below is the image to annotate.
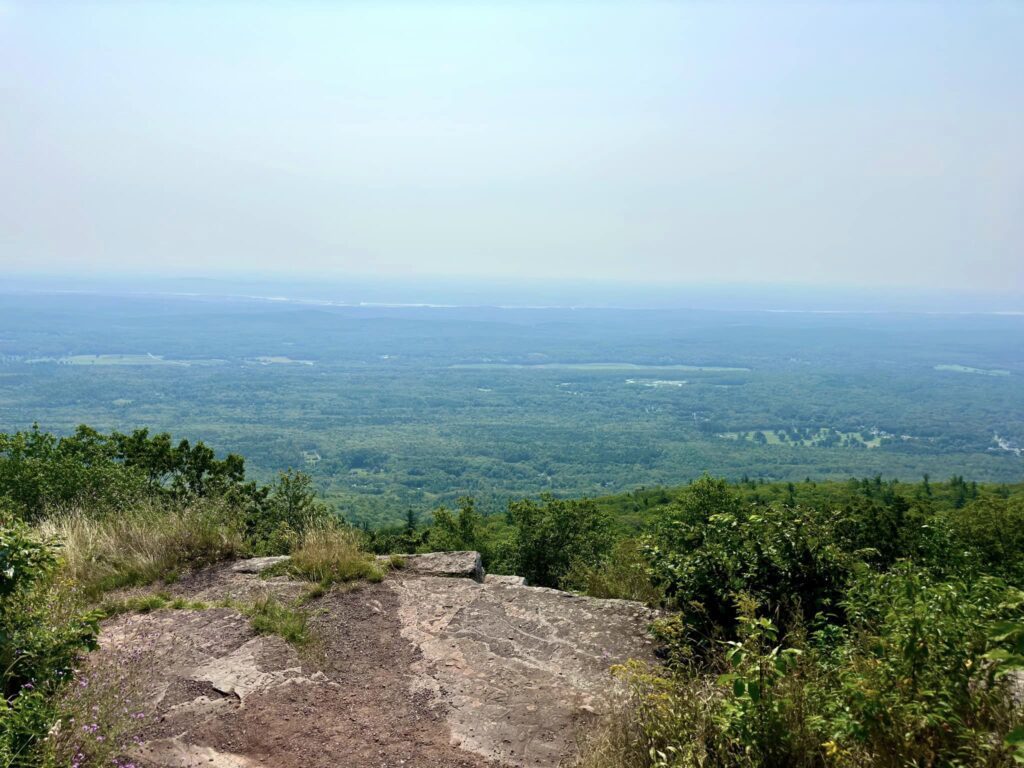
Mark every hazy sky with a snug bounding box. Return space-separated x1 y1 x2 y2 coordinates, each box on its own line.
1 1 1021 291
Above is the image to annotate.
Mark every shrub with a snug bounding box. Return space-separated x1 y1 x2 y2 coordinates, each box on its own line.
0 427 146 523
507 495 613 588
0 520 100 766
577 660 731 768
242 469 332 555
946 495 1024 582
584 569 1024 768
824 565 1023 766
566 538 664 604
0 425 251 523
588 478 1024 768
1 691 57 768
645 476 850 642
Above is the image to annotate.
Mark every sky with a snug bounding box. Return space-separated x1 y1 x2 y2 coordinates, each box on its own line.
1 1 1021 293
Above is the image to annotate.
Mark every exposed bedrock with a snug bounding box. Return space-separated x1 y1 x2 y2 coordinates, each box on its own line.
96 554 658 768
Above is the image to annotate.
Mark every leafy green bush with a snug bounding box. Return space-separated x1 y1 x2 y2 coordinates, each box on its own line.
1 520 99 766
946 495 1024 582
0 428 145 523
645 476 850 642
583 477 1024 768
0 425 253 523
586 573 1024 768
823 566 1023 766
714 599 815 767
507 495 612 588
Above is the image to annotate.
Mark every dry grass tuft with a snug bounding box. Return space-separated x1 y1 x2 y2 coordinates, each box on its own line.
568 539 664 604
40 500 243 599
287 524 384 586
574 661 729 768
573 693 651 768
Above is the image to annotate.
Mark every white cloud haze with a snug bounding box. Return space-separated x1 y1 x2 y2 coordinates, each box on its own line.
1 1 1021 291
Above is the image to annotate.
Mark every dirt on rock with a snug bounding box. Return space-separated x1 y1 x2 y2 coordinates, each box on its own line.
94 554 658 768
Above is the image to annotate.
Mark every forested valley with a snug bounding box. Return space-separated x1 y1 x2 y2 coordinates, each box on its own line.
1 292 1021 527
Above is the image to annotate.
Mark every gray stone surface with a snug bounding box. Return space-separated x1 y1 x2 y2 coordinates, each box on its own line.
94 553 658 768
381 551 486 582
485 574 526 586
390 573 659 766
231 556 291 574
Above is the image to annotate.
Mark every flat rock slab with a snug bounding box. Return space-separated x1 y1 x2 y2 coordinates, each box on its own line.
484 574 526 586
391 575 658 767
92 554 657 768
135 738 260 768
163 561 307 605
231 556 291 574
382 551 485 581
101 599 490 768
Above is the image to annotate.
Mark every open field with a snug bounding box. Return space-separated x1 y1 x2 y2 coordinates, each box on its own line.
43 354 226 366
625 379 688 388
450 362 750 371
719 427 885 449
935 363 1011 376
250 356 316 365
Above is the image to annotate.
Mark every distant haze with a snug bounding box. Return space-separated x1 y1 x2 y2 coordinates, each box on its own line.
1 1 1021 292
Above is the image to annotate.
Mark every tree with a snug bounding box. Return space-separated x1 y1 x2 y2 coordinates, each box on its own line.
428 497 481 553
111 428 246 498
506 495 612 588
946 495 1024 581
243 469 330 554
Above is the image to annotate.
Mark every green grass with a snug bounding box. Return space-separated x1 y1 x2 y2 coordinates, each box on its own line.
258 524 396 604
298 582 328 603
58 354 225 366
99 592 209 618
233 594 309 645
101 589 310 646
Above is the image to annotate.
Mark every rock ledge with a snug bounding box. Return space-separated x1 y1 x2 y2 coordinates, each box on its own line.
93 552 657 768
380 550 485 582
